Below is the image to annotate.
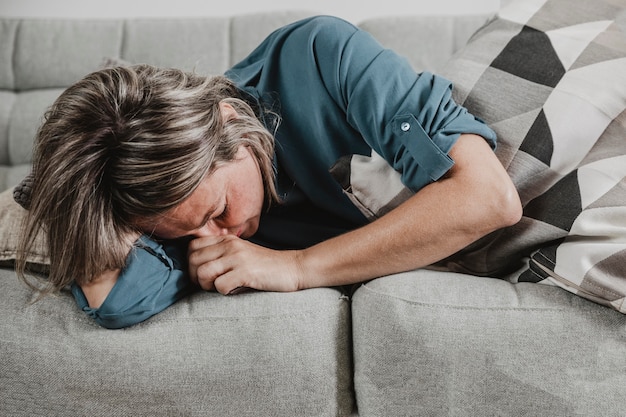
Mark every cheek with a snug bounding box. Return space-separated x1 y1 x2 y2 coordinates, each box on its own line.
245 168 265 205
251 178 266 213
235 188 263 220
233 151 266 219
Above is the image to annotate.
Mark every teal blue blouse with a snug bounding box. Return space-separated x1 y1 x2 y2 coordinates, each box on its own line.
73 15 496 328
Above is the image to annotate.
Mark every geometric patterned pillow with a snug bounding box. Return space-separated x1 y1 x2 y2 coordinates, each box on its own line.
332 0 626 313
437 0 626 312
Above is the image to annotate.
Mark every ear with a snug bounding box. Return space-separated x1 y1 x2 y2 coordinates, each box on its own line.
218 101 238 123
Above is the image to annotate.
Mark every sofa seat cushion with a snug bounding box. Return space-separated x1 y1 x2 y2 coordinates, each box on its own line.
352 269 626 416
0 266 354 416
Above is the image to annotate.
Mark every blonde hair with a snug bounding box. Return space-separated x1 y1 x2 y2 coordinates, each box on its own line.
17 64 279 294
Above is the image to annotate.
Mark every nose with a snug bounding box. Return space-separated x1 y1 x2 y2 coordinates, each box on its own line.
193 221 231 238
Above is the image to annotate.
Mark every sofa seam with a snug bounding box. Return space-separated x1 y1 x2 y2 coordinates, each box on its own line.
357 282 572 312
12 293 351 328
226 16 232 68
119 19 127 60
155 310 344 324
11 19 19 91
10 305 348 329
157 296 351 323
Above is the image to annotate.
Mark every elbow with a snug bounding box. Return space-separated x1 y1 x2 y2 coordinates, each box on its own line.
491 179 523 229
461 180 521 243
447 134 522 236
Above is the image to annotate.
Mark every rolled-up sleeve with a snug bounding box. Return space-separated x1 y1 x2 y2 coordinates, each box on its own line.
318 19 497 191
71 236 195 329
227 15 498 226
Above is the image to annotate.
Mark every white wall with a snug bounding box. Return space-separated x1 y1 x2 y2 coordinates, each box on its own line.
0 0 501 23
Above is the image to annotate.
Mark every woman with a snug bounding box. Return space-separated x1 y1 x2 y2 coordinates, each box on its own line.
17 16 521 328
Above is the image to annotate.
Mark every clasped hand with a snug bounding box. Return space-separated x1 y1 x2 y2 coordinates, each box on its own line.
187 235 304 294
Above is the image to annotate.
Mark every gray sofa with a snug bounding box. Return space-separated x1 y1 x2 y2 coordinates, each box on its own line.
2 3 626 416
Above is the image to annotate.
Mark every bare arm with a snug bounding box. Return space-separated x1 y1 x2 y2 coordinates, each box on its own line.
295 134 521 288
78 232 141 308
188 134 522 293
80 268 120 308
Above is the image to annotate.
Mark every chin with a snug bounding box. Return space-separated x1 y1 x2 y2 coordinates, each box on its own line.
241 222 259 239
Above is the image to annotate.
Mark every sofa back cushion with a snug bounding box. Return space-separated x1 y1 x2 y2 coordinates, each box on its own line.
0 12 493 192
0 12 315 191
358 15 490 72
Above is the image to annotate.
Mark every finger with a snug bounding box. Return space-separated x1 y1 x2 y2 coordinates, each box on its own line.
194 254 237 292
188 234 236 252
188 242 228 267
213 271 249 296
226 286 252 295
188 241 229 285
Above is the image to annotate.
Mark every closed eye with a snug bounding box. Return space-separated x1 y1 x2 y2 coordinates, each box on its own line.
214 203 229 221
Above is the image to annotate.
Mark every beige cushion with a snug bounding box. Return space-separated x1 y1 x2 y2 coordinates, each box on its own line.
0 187 48 266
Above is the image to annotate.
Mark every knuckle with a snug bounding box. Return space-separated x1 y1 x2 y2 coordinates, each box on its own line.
187 249 202 265
196 266 217 289
188 238 203 252
197 262 215 279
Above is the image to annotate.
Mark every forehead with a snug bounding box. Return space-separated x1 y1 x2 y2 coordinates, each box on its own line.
134 162 234 239
165 173 223 225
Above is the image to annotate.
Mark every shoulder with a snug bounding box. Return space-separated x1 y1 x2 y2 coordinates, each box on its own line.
296 15 358 32
226 15 383 98
268 15 360 49
284 15 357 34
228 15 360 70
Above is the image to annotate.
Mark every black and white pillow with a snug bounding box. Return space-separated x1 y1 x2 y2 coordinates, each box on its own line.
337 0 626 312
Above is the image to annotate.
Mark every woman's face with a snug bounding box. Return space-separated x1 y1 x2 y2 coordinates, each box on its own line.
143 145 265 240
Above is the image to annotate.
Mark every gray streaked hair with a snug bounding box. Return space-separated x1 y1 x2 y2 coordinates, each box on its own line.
17 64 279 294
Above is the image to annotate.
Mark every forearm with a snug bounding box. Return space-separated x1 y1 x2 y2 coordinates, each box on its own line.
80 268 121 308
298 186 490 288
296 134 522 289
189 136 521 295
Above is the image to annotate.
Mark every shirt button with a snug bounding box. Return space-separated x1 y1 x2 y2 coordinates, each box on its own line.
401 122 411 132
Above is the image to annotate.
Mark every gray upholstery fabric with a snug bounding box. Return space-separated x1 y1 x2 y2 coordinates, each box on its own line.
230 12 316 66
0 15 358 416
352 269 626 416
121 18 229 75
12 20 122 90
2 8 625 417
0 267 354 416
0 164 30 191
358 15 491 72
